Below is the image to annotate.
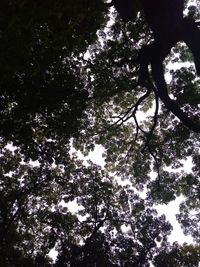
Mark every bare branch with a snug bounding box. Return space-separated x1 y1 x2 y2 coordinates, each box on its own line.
142 82 159 152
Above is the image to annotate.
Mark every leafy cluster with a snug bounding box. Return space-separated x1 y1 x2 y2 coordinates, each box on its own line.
0 0 200 266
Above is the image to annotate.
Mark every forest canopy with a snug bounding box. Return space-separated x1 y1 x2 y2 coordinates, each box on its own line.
0 0 200 266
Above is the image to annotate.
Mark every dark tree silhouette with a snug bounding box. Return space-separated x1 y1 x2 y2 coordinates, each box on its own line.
110 0 200 133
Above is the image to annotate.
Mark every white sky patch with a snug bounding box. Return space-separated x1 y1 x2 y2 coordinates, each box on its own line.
70 139 105 167
155 197 193 244
86 145 105 166
48 249 58 263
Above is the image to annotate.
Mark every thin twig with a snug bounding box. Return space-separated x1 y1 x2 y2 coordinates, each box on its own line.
147 145 161 184
141 82 159 152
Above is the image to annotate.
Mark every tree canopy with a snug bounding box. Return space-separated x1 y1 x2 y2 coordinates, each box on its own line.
0 0 200 266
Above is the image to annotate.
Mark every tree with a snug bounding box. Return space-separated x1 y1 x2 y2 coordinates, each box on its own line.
153 243 200 267
0 0 107 161
110 0 200 133
0 0 200 266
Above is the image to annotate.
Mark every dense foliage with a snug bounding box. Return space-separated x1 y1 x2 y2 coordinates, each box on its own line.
0 0 200 266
